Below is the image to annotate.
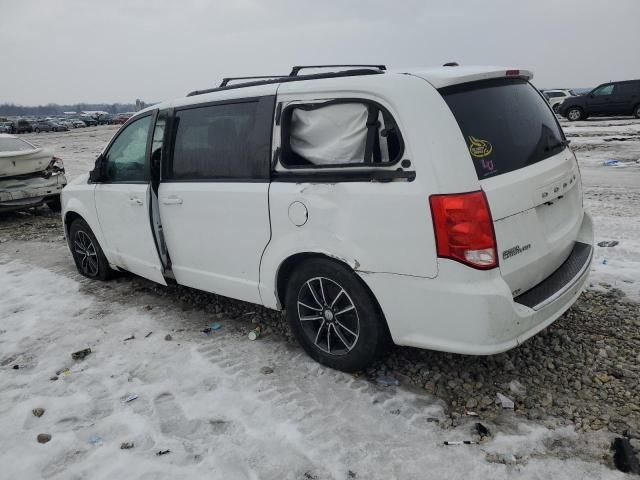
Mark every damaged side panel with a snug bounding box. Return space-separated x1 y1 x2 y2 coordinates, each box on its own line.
259 180 438 309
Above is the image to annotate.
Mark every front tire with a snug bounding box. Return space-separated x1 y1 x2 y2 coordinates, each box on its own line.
69 218 114 281
634 104 640 119
285 258 387 372
566 107 584 121
34 128 40 133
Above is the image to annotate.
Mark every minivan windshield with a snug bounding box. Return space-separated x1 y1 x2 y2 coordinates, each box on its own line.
441 78 566 180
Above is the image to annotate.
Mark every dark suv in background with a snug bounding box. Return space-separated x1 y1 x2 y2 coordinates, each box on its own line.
560 79 640 121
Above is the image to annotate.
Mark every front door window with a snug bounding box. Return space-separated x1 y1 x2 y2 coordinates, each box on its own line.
103 116 152 182
593 84 614 96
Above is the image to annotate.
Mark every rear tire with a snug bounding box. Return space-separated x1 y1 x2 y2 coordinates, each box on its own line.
34 128 40 133
552 103 560 113
566 107 584 121
634 104 640 119
69 218 114 281
285 258 387 372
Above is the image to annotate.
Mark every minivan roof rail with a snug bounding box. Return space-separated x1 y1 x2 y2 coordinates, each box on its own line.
187 68 385 97
289 64 386 76
219 75 288 87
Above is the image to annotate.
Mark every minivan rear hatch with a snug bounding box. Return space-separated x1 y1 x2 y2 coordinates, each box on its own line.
441 77 584 298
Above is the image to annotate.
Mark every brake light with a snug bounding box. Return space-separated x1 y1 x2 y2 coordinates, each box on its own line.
429 191 497 269
505 69 520 76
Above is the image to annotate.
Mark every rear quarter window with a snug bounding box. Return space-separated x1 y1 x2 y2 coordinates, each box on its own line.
440 78 566 180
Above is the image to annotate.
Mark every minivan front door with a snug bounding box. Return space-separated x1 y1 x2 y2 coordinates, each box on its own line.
158 95 276 304
94 113 167 285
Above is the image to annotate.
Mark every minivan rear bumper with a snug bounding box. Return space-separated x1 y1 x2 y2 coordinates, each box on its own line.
359 212 594 355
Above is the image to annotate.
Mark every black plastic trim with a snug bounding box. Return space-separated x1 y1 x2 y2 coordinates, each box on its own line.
271 169 415 183
289 64 386 76
514 242 592 309
187 69 384 97
220 75 288 87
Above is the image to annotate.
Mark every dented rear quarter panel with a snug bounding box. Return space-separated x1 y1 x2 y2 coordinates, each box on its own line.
259 75 473 309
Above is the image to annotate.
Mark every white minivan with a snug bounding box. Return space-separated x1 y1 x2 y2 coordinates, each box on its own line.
62 65 593 372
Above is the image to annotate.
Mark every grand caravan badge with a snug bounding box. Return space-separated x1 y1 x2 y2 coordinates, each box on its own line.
468 136 493 158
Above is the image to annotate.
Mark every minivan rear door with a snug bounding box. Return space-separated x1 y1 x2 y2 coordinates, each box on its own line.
441 77 584 297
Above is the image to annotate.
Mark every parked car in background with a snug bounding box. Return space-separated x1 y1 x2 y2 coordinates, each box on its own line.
80 116 98 126
97 114 113 125
51 121 69 132
15 119 34 134
0 134 66 212
71 119 87 128
542 89 574 113
0 122 13 133
32 120 56 133
112 113 133 124
560 79 640 121
57 120 75 129
62 65 593 371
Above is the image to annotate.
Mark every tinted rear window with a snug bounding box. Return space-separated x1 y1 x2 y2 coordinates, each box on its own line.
0 137 36 152
168 98 273 180
441 78 566 179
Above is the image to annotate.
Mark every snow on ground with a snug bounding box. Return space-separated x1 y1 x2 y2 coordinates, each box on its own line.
0 254 624 480
560 117 640 300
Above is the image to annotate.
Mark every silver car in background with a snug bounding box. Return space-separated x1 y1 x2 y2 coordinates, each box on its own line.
0 134 66 212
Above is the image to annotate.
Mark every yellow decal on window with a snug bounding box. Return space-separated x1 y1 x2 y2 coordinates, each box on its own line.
468 136 493 158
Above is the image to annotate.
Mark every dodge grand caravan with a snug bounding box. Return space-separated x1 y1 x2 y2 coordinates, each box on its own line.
61 65 593 372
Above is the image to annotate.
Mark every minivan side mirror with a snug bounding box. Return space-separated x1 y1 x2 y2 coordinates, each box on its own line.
89 154 105 182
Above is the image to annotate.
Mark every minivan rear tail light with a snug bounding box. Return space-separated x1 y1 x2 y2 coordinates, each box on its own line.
429 191 498 269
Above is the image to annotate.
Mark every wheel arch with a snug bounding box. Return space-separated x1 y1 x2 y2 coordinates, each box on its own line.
274 251 392 340
63 210 83 237
62 204 117 267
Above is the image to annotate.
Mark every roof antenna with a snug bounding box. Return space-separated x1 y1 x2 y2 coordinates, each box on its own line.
443 62 459 67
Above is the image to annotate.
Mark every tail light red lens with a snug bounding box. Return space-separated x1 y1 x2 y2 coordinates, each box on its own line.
429 191 498 269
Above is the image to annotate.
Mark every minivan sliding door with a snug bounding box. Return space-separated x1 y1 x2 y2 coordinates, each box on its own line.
158 95 276 303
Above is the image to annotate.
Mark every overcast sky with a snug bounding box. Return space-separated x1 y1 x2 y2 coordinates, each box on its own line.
1 0 639 105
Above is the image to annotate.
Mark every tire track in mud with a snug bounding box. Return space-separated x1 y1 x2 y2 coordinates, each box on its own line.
194 334 446 479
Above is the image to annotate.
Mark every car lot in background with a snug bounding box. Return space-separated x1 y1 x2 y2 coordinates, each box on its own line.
560 79 640 120
0 133 67 212
541 88 575 112
80 116 98 126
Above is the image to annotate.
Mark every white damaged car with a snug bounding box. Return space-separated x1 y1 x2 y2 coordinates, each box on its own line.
0 134 66 212
61 65 593 371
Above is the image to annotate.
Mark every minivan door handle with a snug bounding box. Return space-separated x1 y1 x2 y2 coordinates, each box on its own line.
162 196 183 205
